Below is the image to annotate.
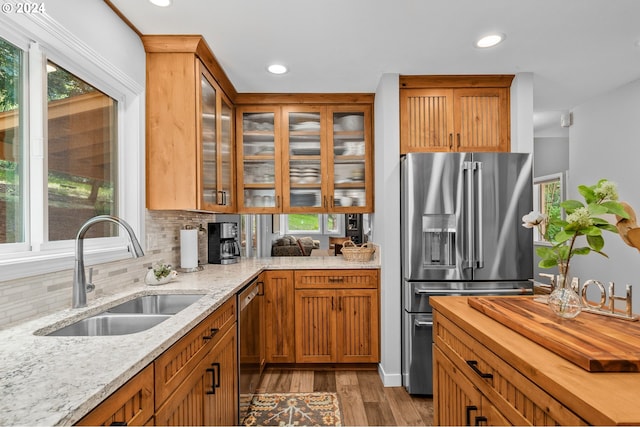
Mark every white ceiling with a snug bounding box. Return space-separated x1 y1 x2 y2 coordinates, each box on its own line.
110 0 640 114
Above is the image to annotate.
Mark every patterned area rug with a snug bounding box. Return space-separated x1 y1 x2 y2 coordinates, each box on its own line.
242 392 342 426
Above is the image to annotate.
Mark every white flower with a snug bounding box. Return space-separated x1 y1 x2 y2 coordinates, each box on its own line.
594 180 619 201
566 207 593 228
522 211 546 228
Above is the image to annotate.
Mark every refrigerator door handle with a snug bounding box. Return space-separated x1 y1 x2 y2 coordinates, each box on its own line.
414 288 532 296
414 319 433 328
464 161 475 269
475 161 484 268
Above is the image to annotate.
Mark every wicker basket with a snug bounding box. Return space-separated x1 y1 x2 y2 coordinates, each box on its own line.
341 240 376 262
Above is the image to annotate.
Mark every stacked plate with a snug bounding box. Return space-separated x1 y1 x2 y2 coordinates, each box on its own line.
290 166 320 184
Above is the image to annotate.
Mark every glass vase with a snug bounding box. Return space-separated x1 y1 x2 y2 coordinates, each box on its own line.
547 263 582 319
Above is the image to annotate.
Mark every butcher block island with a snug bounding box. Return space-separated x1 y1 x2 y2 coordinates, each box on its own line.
431 296 640 426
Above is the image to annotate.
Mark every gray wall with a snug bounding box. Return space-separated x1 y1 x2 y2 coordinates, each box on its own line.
568 78 640 310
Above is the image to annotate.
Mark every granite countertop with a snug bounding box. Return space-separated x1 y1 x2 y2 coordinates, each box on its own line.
0 256 380 426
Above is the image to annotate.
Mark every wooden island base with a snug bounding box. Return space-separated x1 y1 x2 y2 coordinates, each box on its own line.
431 296 640 426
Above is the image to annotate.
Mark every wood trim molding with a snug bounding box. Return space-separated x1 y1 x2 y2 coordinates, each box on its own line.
400 75 515 89
103 0 143 38
141 35 238 101
235 93 374 105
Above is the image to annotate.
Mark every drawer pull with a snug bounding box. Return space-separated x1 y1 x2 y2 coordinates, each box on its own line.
202 328 220 341
465 405 478 426
206 362 221 394
328 277 345 283
110 422 127 426
466 360 493 380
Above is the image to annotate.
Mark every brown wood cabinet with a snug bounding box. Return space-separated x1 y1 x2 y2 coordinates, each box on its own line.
432 296 599 426
294 270 379 363
263 270 296 363
400 75 513 154
75 364 154 426
143 35 235 212
155 327 237 426
235 96 374 213
78 297 237 427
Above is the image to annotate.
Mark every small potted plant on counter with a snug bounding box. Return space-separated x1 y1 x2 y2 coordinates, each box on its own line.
145 262 178 286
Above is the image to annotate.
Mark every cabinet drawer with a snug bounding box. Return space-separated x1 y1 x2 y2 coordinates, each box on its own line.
76 364 154 426
294 269 378 289
154 297 236 408
434 311 587 426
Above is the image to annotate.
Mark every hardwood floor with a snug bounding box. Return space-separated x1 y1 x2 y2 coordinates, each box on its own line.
256 367 433 426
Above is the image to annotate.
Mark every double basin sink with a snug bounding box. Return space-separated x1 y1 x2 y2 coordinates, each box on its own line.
46 294 204 337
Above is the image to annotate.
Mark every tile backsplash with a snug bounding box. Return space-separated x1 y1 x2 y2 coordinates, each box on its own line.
0 210 216 329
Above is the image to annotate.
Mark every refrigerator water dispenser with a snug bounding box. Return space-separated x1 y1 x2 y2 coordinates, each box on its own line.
422 214 456 267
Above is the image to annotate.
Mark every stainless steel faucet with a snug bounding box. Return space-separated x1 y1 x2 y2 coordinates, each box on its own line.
73 215 145 308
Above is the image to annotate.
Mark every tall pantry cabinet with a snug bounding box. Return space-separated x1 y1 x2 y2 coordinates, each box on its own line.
143 35 236 212
400 75 513 154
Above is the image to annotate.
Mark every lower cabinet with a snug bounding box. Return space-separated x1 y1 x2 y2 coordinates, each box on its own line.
75 297 237 426
263 270 295 363
433 346 510 426
75 364 155 426
294 270 379 363
433 303 587 426
155 327 237 426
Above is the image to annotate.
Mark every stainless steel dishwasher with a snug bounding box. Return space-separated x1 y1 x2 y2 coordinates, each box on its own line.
238 278 264 423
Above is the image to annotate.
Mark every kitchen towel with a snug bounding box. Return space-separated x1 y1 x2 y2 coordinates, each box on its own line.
180 228 198 269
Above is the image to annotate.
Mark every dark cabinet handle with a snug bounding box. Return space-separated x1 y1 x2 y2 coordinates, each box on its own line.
465 405 478 426
475 416 488 426
457 133 461 148
449 133 453 149
466 360 493 380
328 277 344 283
206 362 221 395
202 328 220 341
110 422 127 426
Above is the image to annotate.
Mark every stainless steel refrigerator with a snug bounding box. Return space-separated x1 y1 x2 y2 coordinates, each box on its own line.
401 152 534 395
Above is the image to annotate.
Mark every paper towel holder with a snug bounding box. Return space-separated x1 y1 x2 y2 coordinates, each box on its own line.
177 225 204 273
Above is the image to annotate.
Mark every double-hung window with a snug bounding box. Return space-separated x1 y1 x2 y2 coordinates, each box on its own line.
0 20 144 280
533 173 564 244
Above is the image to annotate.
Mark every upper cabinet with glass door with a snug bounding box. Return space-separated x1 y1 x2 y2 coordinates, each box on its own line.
236 106 282 213
236 100 373 213
283 106 325 212
328 106 373 212
199 66 235 211
143 35 235 212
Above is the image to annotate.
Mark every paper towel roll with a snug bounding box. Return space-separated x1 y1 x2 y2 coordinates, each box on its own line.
180 229 198 269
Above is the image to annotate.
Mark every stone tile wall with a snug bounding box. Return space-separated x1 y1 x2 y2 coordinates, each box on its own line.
0 210 216 329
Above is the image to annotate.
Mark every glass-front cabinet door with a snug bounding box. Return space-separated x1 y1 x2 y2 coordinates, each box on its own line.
199 65 234 212
328 105 373 212
282 106 326 212
200 70 218 209
237 106 281 212
219 93 234 209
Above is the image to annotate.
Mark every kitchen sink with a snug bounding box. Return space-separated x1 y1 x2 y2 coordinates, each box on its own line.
106 294 204 315
44 293 205 336
46 313 171 336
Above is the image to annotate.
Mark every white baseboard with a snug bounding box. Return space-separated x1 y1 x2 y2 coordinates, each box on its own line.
377 363 402 387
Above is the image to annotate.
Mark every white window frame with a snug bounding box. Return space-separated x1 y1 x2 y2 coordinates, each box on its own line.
533 172 565 245
279 214 345 236
0 12 144 281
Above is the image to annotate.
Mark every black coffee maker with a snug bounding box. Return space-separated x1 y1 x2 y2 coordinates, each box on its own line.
208 222 241 264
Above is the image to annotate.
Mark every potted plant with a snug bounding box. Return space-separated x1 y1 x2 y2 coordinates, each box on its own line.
522 179 628 318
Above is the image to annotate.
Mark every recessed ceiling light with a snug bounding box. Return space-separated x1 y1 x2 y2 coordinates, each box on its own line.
267 64 288 75
149 0 172 7
476 33 505 48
